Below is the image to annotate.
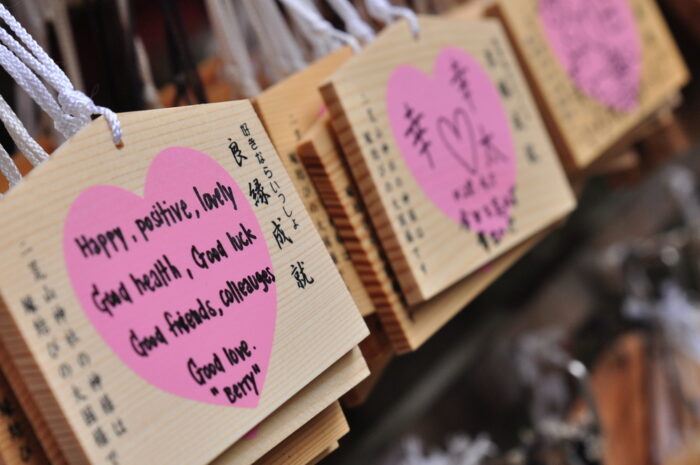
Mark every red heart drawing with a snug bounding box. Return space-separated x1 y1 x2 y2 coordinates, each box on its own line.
63 147 276 407
386 46 517 244
538 0 642 112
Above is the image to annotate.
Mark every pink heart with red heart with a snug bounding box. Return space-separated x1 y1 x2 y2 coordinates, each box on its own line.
538 0 642 112
387 46 517 243
64 147 276 407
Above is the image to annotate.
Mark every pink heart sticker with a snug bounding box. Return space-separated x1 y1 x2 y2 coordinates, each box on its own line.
538 0 642 112
387 47 517 243
63 147 276 407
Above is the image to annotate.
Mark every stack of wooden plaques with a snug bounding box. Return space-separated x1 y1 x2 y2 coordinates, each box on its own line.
489 0 689 174
0 101 369 465
312 16 575 352
252 48 396 405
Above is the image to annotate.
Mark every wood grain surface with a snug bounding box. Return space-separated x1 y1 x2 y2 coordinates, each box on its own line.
491 0 689 170
322 17 574 305
0 101 367 465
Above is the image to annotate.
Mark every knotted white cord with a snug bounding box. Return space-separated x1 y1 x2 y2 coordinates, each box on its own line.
0 0 48 195
0 147 21 191
0 94 29 192
134 37 162 109
254 0 307 76
0 37 65 130
285 0 334 60
241 0 306 83
206 0 261 97
364 0 420 37
239 0 283 83
326 0 375 45
50 0 85 92
114 0 161 108
280 0 360 55
0 94 49 166
0 91 48 196
0 137 21 192
0 4 122 145
12 0 47 138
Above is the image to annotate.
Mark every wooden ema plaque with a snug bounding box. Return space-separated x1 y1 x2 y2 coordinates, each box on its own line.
490 0 689 171
299 114 405 322
252 48 394 402
299 112 547 352
321 17 575 306
0 136 368 465
156 50 371 461
0 101 368 465
0 342 366 465
252 48 374 317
